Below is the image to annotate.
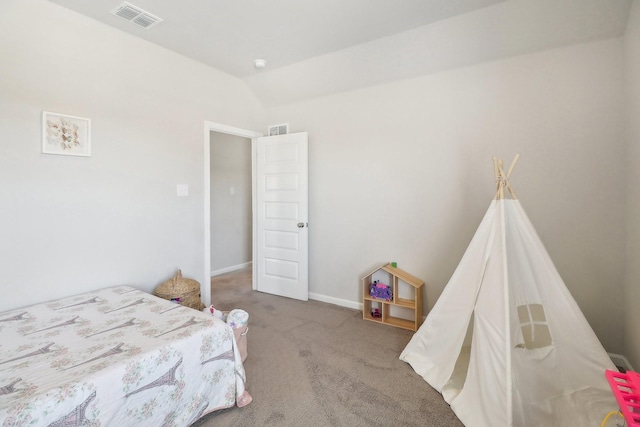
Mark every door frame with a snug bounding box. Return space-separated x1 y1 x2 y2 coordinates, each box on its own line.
203 121 262 306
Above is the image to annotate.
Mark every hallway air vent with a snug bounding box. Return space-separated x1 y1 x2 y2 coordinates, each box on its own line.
268 123 289 136
111 2 163 29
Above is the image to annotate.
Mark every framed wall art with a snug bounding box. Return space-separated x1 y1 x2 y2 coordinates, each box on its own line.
42 111 91 157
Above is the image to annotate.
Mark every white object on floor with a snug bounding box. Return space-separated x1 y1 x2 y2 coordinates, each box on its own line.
226 309 249 363
203 304 225 320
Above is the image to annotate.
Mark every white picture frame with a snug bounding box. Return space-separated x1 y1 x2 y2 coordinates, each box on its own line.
42 111 91 157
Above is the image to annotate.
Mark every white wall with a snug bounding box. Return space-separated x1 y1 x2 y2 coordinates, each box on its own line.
210 132 252 272
0 0 264 310
267 38 627 352
0 0 632 360
624 0 640 370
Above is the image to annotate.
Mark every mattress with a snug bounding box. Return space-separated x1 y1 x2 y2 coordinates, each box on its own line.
0 286 250 426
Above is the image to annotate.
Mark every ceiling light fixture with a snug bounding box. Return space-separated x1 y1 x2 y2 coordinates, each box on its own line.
253 59 267 69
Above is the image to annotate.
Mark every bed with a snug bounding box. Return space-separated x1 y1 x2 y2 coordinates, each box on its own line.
0 285 251 427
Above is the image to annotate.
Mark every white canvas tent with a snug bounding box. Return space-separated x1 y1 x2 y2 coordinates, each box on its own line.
400 156 617 427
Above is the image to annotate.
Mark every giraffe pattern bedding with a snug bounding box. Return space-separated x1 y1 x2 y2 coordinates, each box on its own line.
0 286 250 426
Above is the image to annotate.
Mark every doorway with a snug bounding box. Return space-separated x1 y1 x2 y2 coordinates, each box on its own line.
202 122 262 307
209 131 252 276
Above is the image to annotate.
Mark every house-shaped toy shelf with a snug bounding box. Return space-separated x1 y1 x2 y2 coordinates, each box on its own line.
362 263 424 331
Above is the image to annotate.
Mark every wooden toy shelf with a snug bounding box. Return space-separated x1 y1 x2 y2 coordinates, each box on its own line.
362 263 424 331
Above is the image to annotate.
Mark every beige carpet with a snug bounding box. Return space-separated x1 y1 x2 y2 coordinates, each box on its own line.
192 267 463 427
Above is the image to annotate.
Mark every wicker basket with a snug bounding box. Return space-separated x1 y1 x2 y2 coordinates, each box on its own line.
154 269 204 311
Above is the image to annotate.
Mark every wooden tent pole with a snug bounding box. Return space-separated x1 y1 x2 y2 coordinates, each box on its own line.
505 154 519 199
499 158 505 200
493 157 500 195
506 154 520 178
493 157 504 200
492 154 520 200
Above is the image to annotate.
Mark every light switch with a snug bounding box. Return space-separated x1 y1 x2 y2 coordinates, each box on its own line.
177 184 189 197
229 186 235 196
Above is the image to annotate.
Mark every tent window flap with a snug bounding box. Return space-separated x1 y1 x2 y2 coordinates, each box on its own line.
517 303 552 349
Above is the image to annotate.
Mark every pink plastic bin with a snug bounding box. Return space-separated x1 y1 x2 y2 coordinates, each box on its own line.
605 369 640 427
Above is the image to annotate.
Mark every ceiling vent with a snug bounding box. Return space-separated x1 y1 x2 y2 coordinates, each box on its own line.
111 2 163 29
268 123 289 136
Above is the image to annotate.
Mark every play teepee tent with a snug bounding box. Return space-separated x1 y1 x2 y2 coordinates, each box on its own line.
400 156 617 427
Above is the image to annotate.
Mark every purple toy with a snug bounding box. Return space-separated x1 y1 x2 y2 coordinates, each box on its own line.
370 280 393 301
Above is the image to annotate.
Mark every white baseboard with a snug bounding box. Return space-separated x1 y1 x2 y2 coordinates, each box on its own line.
305 292 431 327
307 293 428 324
211 261 252 277
609 352 634 371
309 292 362 311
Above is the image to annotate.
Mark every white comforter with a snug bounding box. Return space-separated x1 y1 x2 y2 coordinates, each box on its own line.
0 286 250 427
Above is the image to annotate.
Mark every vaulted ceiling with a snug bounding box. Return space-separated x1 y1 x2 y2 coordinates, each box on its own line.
49 0 632 107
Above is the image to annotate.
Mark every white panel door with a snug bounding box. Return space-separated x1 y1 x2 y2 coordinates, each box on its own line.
255 132 308 300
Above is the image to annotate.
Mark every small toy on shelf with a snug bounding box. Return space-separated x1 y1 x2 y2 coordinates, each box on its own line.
371 308 381 318
369 280 393 301
361 263 424 331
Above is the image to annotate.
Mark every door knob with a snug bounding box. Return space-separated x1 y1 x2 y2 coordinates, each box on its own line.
297 222 305 228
